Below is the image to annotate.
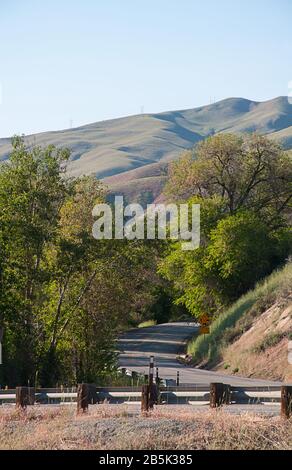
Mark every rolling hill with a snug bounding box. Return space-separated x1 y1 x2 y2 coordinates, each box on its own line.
1 96 292 204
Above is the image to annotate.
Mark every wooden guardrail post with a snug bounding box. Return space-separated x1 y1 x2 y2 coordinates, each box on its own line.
281 385 292 419
210 383 230 408
142 356 159 412
77 383 89 413
141 384 149 412
16 387 35 408
149 383 159 408
88 384 98 404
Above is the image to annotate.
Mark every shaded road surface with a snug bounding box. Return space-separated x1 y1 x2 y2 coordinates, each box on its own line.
118 322 282 387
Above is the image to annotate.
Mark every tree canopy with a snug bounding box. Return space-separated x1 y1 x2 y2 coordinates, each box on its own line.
166 133 292 225
161 134 292 319
0 138 163 386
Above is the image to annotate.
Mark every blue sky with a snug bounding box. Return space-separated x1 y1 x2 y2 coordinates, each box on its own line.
0 0 291 137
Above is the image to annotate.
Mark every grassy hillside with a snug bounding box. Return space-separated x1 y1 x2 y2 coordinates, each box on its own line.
104 161 168 204
187 261 292 382
1 96 292 203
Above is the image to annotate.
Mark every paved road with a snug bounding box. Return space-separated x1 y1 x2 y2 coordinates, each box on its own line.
118 322 282 387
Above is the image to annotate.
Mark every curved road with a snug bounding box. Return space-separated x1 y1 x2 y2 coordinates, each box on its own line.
118 322 282 387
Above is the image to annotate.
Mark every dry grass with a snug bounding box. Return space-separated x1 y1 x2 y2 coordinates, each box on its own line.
0 405 291 450
215 302 292 382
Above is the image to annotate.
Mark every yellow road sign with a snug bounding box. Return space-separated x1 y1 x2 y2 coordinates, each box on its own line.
199 326 210 335
199 314 210 326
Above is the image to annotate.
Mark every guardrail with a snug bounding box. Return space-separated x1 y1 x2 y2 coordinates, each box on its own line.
0 383 291 418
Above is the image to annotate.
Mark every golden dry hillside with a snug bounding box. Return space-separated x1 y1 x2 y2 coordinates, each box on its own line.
188 262 292 382
215 299 292 382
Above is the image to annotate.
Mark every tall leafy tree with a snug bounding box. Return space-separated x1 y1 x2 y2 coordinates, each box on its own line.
161 134 292 319
166 133 292 224
0 137 70 384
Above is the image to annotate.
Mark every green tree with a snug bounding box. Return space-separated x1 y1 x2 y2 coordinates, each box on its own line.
205 211 290 299
166 133 292 225
161 133 292 319
0 137 70 385
0 140 164 386
160 210 291 319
